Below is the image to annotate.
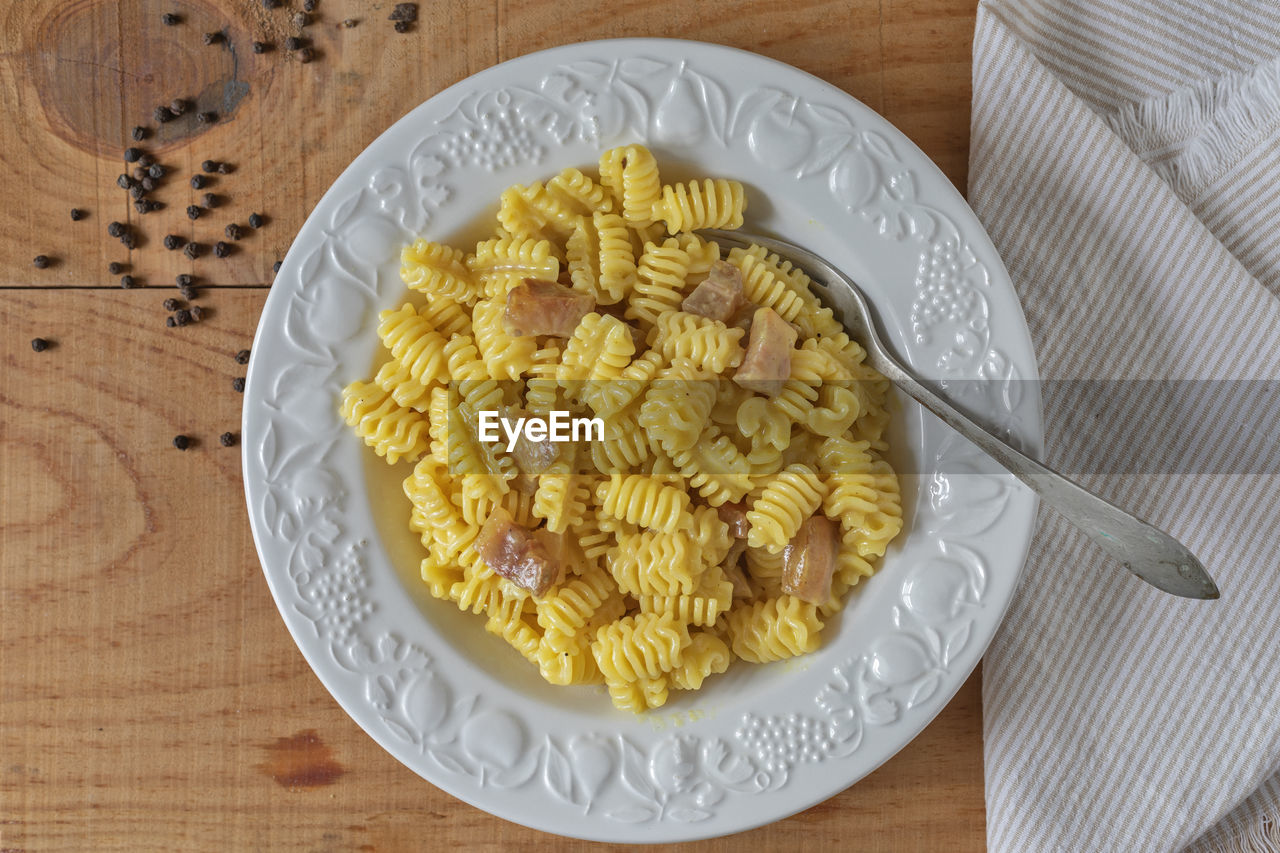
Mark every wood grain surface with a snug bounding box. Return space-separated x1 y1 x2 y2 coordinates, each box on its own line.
0 1 983 850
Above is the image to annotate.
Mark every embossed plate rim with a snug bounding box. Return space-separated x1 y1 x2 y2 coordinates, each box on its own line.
242 38 1042 842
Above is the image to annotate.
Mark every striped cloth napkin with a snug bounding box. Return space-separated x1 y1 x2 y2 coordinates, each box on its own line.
969 1 1280 851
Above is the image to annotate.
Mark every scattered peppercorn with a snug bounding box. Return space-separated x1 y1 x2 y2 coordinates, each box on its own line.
203 31 222 45
33 255 50 269
202 193 221 208
154 106 175 123
196 111 217 124
108 262 125 275
190 305 205 322
220 431 237 447
284 36 303 51
191 174 208 190
70 208 85 221
263 0 280 8
161 12 181 25
132 125 147 141
31 337 50 352
293 12 310 28
272 260 282 273
117 174 134 190
175 308 192 326
129 184 146 200
124 147 142 162
166 316 176 327
148 163 165 179
389 3 418 22
180 285 197 301
184 242 203 260
232 377 246 392
121 232 137 249
214 241 231 258
297 46 315 63
201 159 219 173
394 20 410 33
163 297 181 311
176 274 193 287
168 98 186 115
132 166 147 180
120 274 136 288
135 199 163 214
141 176 156 192
164 234 185 250
235 348 251 364
252 41 270 53
172 434 190 450
224 223 243 241
304 0 317 10
139 153 155 167
248 212 264 228
216 162 233 175
187 205 202 220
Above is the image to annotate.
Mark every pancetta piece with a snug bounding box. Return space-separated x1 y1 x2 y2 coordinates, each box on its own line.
717 501 751 539
681 260 745 322
781 515 838 605
502 278 595 338
475 507 561 597
732 307 797 396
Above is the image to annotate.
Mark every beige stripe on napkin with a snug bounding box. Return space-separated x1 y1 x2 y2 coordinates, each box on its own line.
970 1 1280 851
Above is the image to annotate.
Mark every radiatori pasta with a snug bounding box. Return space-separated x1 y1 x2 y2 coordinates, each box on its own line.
339 144 904 713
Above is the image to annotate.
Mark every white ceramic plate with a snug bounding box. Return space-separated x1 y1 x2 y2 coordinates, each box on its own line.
243 38 1041 842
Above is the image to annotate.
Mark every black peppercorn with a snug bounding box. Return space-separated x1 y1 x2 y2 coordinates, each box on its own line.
190 305 205 322
162 12 180 25
201 159 218 173
120 275 136 288
176 274 193 287
220 431 237 447
164 234 185 250
132 125 147 141
129 184 145 200
138 153 155 168
394 20 410 33
135 199 163 214
184 242 203 260
215 162 232 175
214 241 230 258
191 174 207 190
225 223 243 241
163 297 181 311
235 349 251 364
33 255 50 269
140 177 156 192
272 260 282 273
303 0 317 10
297 46 315 63
117 174 134 190
284 36 303 51
121 232 137 249
166 316 176 328
248 212 264 228
108 262 124 275
196 111 217 124
187 205 202 220
252 41 270 54
263 0 280 9
124 147 142 162
31 337 50 352
107 221 125 238
294 12 310 28
154 105 175 123
203 31 222 45
232 377 246 392
389 3 418 22
148 163 164 179
133 166 147 180
169 99 188 116
172 434 190 450
175 308 192 326
203 193 221 208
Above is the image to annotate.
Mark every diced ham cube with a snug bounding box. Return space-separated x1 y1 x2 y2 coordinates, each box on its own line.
506 407 561 477
682 260 745 322
475 507 562 597
781 515 838 605
733 307 797 396
502 278 595 338
717 501 751 539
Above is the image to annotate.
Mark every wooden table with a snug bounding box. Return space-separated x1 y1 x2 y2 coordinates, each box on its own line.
0 1 984 849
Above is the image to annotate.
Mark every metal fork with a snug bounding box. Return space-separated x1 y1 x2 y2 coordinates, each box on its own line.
701 228 1220 600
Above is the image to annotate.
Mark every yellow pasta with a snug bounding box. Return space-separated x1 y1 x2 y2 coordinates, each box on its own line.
340 143 903 713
